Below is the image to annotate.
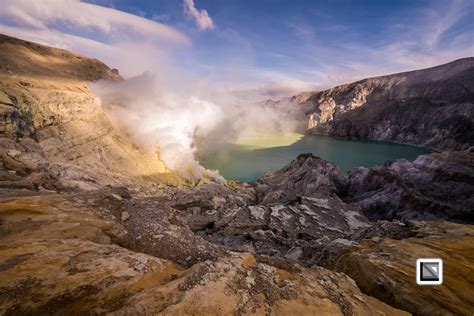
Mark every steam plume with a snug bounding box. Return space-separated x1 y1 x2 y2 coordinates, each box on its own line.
91 73 304 183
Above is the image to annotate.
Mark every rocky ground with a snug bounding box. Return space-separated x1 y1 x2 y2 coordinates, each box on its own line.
0 34 473 315
0 188 410 315
1 151 473 315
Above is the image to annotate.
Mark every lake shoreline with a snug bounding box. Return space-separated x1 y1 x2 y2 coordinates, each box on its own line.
199 134 429 182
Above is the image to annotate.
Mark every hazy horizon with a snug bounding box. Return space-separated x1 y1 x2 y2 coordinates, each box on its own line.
0 0 473 101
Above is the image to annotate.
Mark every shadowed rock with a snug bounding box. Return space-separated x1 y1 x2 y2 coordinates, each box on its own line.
341 149 474 223
271 58 474 151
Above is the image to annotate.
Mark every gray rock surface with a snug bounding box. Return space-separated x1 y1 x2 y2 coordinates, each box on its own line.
280 58 474 151
341 149 474 223
155 155 370 265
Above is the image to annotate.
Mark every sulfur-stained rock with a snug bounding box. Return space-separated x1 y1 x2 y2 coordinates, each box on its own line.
335 221 474 315
0 192 408 315
0 34 178 194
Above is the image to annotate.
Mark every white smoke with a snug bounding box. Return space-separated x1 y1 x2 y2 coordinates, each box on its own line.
91 72 304 183
0 0 307 184
183 0 215 31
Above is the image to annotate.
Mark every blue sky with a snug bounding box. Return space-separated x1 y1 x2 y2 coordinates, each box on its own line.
0 0 473 99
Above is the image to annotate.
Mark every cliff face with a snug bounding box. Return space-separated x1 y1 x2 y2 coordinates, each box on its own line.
0 34 175 193
297 58 474 150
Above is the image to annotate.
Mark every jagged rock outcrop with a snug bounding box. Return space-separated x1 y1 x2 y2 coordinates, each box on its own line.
158 155 370 267
291 58 474 151
156 152 473 315
341 149 474 223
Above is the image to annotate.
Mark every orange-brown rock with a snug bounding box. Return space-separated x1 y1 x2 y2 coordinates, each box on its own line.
335 221 474 315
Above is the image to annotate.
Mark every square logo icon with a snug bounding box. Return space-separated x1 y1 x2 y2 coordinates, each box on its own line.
416 258 443 285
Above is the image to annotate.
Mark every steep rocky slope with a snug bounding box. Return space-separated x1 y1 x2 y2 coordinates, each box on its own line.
290 58 474 151
0 34 178 193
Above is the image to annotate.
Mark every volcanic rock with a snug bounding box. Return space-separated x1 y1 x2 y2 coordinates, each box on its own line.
0 33 178 194
341 149 474 223
283 58 474 151
335 221 474 315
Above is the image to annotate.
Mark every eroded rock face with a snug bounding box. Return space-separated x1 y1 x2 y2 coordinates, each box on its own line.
0 34 181 194
292 58 474 151
155 154 370 268
335 221 474 315
341 149 474 223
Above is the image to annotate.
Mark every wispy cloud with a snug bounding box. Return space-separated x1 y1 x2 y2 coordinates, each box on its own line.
183 0 215 31
421 0 469 49
0 0 189 45
0 0 471 100
0 0 192 77
282 0 474 90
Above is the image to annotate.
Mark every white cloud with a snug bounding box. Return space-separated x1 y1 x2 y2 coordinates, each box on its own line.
0 0 193 77
183 0 215 31
0 0 189 45
0 24 114 56
283 0 474 90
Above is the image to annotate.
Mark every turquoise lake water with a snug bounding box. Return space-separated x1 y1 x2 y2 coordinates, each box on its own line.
198 134 429 182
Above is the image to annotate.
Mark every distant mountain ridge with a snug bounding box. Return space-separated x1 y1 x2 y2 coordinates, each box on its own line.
286 58 474 151
0 34 122 81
